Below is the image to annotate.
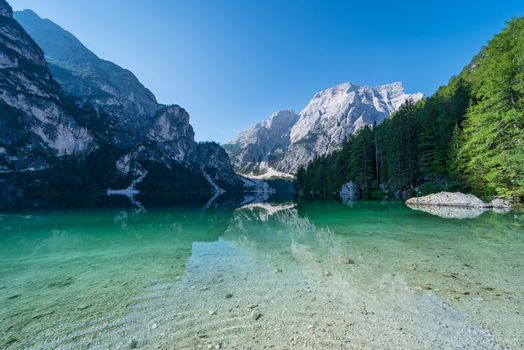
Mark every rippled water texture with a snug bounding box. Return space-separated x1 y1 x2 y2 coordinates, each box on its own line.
1 200 523 349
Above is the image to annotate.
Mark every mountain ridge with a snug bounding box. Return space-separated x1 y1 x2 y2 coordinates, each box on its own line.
1 2 248 200
226 81 423 176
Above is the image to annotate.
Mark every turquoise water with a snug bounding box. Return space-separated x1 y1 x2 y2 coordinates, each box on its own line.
0 200 523 349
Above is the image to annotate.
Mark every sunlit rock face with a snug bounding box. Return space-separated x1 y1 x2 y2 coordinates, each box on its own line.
226 82 423 176
0 0 93 173
1 6 242 194
279 82 423 173
224 109 299 175
14 9 200 168
14 9 160 148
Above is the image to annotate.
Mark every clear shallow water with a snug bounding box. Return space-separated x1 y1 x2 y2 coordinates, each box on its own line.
0 200 523 349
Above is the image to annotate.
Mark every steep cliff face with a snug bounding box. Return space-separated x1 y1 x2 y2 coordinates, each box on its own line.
197 142 243 190
224 109 299 175
14 9 159 148
0 0 93 173
0 5 244 196
226 82 423 176
279 82 424 173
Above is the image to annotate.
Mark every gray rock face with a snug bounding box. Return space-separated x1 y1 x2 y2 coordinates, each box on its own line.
1 4 242 195
340 181 361 203
224 109 299 175
226 82 423 175
113 105 197 176
197 142 243 190
279 82 423 173
406 192 489 208
0 1 93 173
490 198 513 209
14 9 159 148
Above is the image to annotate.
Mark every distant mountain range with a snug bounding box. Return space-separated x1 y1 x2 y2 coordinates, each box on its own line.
225 82 423 176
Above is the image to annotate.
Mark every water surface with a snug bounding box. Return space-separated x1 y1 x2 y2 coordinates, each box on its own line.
1 200 523 349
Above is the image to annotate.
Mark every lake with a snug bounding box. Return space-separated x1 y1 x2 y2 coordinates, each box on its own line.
1 198 523 349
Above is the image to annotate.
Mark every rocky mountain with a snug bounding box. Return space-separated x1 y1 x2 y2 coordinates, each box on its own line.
1 1 245 199
223 109 298 176
226 82 423 175
281 82 424 173
14 9 159 148
0 1 93 173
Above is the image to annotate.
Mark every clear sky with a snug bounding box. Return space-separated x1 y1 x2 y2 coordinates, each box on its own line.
10 0 524 143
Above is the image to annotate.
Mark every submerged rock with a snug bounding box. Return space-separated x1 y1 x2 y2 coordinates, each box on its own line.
340 181 361 203
47 277 74 288
251 310 262 321
406 192 489 208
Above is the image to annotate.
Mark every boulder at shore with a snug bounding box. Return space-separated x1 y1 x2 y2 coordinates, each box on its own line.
406 192 489 208
340 181 361 203
405 204 488 219
406 191 513 209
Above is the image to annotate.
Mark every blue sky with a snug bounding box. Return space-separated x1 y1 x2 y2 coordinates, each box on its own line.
10 0 524 143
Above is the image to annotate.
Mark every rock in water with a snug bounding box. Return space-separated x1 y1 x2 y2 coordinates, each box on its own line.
251 310 262 321
340 181 361 203
490 197 513 209
406 192 489 208
405 204 488 219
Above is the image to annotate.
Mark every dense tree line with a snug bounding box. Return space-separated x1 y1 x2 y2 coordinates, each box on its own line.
296 18 524 201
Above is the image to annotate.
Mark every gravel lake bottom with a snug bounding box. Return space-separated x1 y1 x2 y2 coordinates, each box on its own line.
0 200 523 349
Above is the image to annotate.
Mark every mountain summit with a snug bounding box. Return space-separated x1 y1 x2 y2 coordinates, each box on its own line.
226 82 423 175
223 109 299 176
0 2 93 172
14 9 160 147
1 4 245 198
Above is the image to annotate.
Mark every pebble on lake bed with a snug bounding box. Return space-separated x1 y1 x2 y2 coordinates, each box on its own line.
251 310 262 321
225 293 233 299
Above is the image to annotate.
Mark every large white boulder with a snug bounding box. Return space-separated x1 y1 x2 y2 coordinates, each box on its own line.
406 192 489 208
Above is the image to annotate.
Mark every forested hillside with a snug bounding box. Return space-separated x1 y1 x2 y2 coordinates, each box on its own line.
296 18 524 201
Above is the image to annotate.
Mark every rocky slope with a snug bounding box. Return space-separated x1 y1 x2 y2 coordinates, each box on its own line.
281 82 423 173
1 2 244 197
223 109 298 175
14 9 159 148
0 1 93 173
226 82 423 175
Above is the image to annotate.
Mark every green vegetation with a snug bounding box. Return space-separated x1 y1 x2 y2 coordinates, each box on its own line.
296 17 524 201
